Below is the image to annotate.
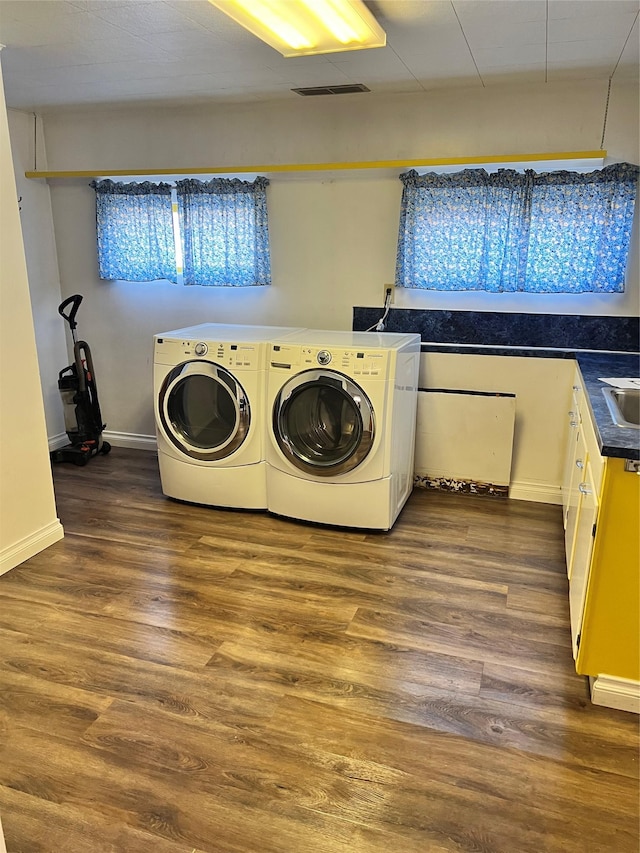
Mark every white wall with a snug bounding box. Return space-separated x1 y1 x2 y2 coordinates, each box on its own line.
12 77 640 498
41 78 638 173
8 108 68 443
0 59 63 574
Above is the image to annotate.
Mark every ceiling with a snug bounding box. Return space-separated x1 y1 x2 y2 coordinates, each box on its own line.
0 0 638 113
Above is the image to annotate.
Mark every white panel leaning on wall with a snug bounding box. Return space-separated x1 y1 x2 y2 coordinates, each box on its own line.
414 390 516 497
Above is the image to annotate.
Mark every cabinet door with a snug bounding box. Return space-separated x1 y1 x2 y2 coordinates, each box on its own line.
569 460 599 659
561 390 581 527
565 427 587 577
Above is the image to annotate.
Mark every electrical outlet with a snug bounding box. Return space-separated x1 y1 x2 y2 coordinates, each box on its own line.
383 283 395 305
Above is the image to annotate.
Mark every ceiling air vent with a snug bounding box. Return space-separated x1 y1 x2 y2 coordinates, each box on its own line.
292 83 370 96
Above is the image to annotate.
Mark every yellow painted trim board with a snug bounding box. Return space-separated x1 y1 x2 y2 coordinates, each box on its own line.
577 457 640 681
24 150 606 179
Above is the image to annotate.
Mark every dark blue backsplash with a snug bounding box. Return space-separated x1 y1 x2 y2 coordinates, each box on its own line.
352 308 639 355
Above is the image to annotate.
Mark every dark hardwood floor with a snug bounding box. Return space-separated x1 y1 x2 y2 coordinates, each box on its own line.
0 448 638 852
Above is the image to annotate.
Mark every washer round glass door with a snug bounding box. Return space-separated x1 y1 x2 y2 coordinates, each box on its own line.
159 361 250 461
273 369 375 476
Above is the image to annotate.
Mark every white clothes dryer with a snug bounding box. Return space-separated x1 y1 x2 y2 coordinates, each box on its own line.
265 329 421 530
154 324 303 509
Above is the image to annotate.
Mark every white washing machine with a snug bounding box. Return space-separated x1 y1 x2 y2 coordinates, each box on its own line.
265 329 421 530
154 323 303 509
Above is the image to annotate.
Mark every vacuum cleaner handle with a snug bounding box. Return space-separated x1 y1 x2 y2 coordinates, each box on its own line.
58 294 83 330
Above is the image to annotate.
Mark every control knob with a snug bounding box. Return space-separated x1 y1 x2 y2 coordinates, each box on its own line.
194 342 208 356
317 349 332 365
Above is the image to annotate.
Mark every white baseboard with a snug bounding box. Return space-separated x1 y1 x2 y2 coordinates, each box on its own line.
48 432 69 451
590 675 640 714
49 431 157 452
0 519 64 576
509 480 562 505
103 430 157 451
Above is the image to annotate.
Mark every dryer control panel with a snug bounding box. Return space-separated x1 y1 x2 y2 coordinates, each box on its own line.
155 337 263 369
270 344 389 379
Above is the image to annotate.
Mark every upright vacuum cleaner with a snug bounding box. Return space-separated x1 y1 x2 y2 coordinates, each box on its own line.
50 294 111 466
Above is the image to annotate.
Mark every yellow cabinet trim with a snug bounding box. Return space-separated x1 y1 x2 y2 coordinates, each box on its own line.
576 457 640 680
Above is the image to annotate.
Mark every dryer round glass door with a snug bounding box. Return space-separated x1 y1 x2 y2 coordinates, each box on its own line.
273 369 375 476
159 361 250 461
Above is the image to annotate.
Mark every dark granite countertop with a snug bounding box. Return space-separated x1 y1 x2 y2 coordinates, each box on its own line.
575 353 640 461
353 308 640 355
419 343 580 358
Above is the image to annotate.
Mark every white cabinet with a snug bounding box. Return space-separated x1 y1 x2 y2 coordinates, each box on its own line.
564 426 586 576
562 365 640 711
568 458 598 657
562 367 604 657
561 384 581 529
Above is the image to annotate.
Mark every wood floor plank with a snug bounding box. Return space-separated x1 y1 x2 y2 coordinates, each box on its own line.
304 532 570 591
0 667 113 740
347 605 574 674
80 699 416 831
479 660 593 710
364 490 568 583
204 634 467 724
0 723 436 853
0 627 282 728
220 564 508 625
0 547 358 641
204 637 639 776
234 558 573 643
0 595 222 668
507 582 573 619
25 532 244 579
0 448 637 853
202 621 485 694
267 696 640 849
0 786 199 853
237 552 509 598
77 698 628 853
49 495 203 551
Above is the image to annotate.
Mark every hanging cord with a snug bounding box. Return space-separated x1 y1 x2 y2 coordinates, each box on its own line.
602 10 637 150
600 77 612 151
33 112 37 171
366 287 393 332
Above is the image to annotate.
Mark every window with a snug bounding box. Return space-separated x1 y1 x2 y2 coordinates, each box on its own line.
177 178 271 287
92 181 176 282
395 163 638 294
92 177 271 287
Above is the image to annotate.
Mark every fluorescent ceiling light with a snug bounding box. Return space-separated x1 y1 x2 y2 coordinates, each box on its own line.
209 0 386 57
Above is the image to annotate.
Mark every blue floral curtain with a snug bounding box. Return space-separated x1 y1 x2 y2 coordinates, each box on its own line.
396 163 638 293
176 177 271 287
91 180 176 282
525 167 638 292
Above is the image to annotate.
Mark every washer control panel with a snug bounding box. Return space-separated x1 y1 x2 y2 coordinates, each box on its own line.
270 344 389 378
155 337 262 369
